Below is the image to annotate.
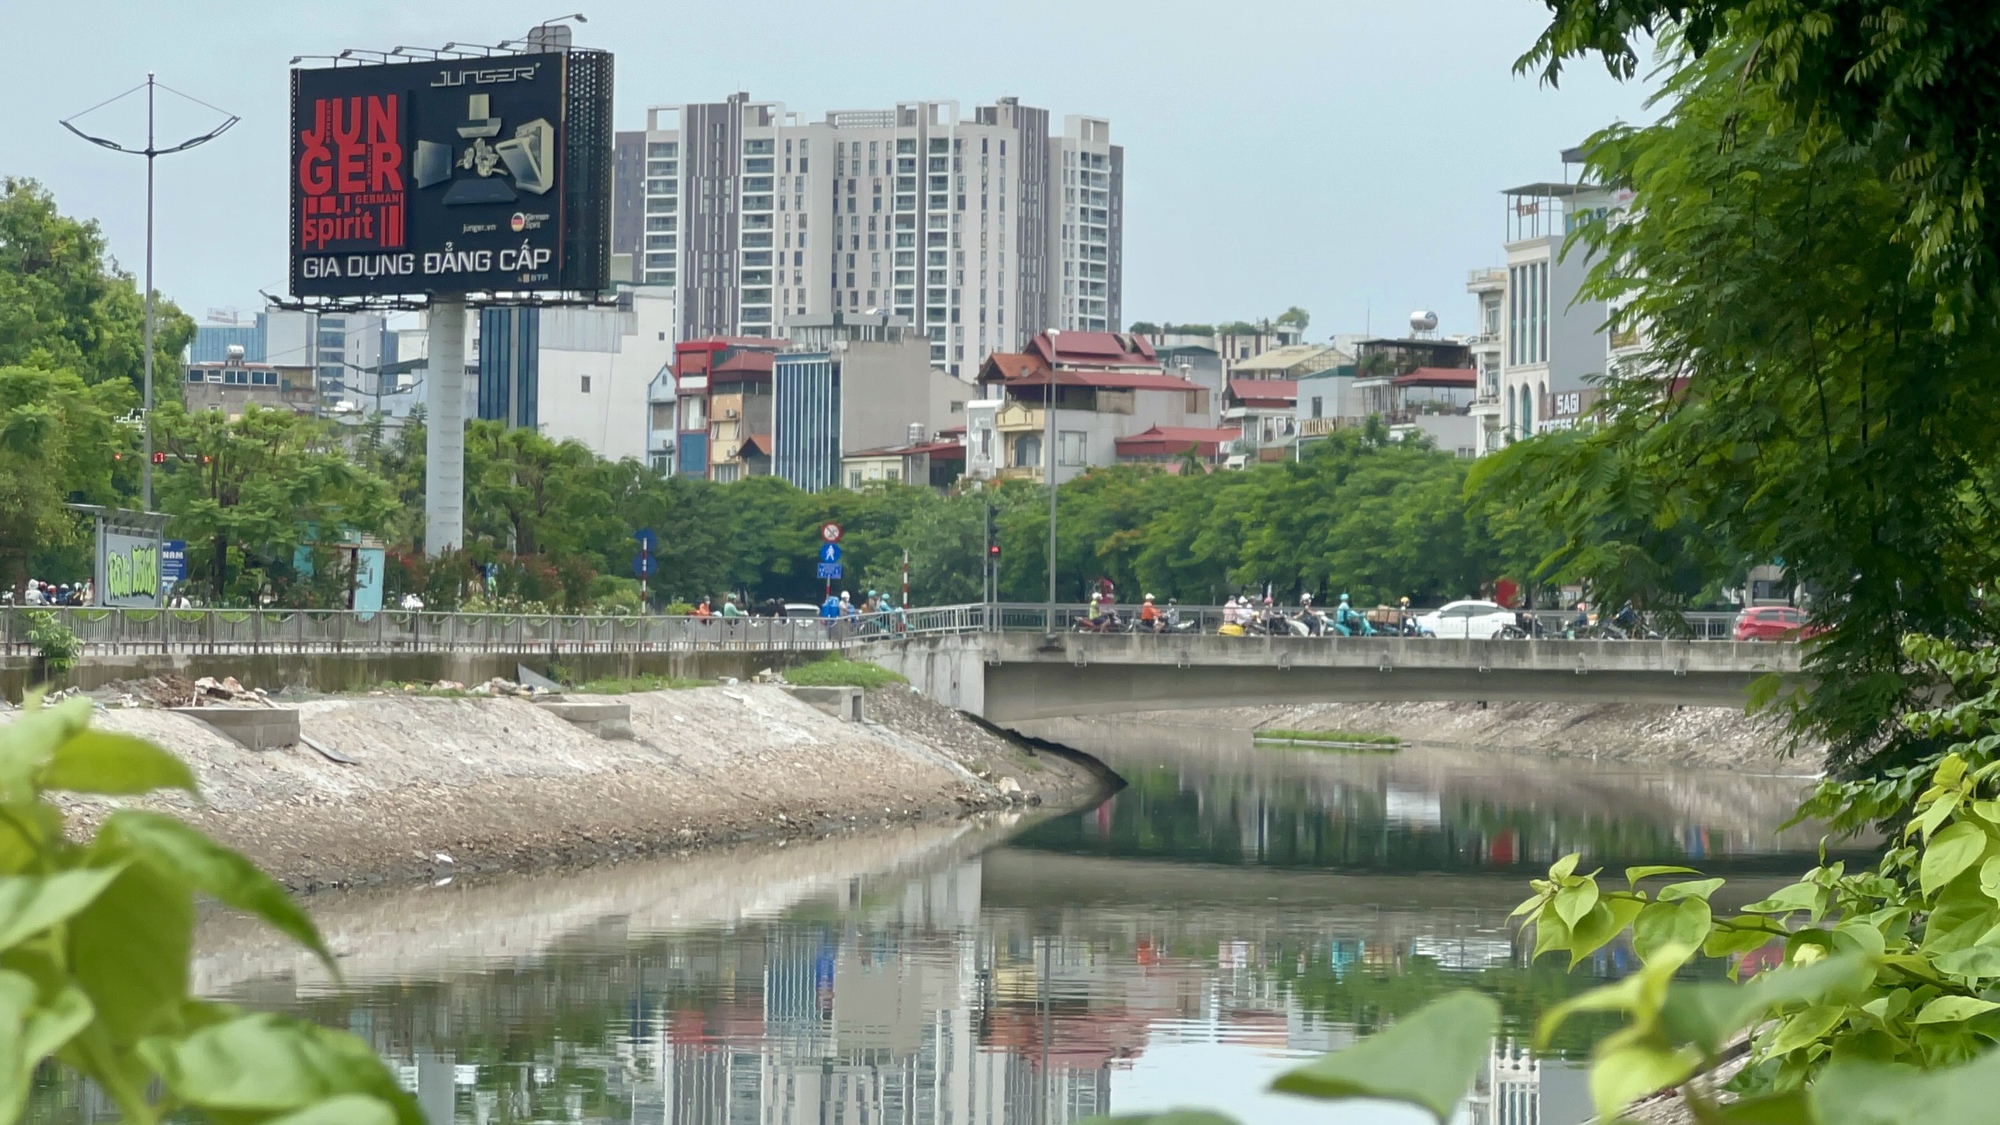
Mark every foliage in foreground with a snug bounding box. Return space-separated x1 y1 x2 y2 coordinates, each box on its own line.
1471 23 2000 775
0 696 416 1124
1093 637 2000 1124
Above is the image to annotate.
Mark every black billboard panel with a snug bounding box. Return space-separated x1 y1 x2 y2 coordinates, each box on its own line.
289 50 611 299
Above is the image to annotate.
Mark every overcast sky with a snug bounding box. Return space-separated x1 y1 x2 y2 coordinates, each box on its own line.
1 1 1654 339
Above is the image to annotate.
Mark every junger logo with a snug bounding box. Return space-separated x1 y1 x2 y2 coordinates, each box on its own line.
431 65 539 87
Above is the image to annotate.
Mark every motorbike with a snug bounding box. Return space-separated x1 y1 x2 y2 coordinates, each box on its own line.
1073 610 1128 634
1331 610 1377 637
1499 611 1551 640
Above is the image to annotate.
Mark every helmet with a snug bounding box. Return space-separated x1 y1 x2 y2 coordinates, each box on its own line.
1300 593 1313 604
1339 592 1351 603
1143 593 1154 601
1091 592 1102 602
841 590 851 599
1400 596 1410 606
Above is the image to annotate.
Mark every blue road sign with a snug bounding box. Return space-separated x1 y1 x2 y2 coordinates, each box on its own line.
633 553 656 578
160 540 187 582
633 528 658 553
817 562 844 580
819 542 842 564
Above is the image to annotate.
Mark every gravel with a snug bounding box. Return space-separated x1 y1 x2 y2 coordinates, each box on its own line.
17 684 1106 893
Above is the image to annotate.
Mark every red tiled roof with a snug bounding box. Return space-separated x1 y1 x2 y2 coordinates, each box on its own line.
909 440 965 459
1035 331 1157 366
712 350 775 376
1115 425 1242 458
1226 378 1298 405
1392 366 1477 387
977 352 1050 383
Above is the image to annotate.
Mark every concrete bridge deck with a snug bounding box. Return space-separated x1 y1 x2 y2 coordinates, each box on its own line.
859 632 1801 721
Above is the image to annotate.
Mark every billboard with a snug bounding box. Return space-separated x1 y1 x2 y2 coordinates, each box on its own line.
100 530 163 608
289 50 612 299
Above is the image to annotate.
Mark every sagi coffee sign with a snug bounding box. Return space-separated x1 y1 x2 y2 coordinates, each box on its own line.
289 50 612 298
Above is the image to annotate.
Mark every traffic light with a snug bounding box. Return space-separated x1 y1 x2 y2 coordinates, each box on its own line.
988 543 1001 558
152 451 166 464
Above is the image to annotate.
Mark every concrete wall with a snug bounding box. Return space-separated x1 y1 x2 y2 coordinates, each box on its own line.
2 648 831 702
860 632 1798 723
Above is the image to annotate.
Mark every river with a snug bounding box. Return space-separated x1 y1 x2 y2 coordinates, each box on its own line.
37 721 1859 1125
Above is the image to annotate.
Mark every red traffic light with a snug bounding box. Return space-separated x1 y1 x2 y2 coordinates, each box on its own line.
152 451 167 464
988 544 1001 557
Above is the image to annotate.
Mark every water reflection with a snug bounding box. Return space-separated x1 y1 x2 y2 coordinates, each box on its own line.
32 725 1860 1125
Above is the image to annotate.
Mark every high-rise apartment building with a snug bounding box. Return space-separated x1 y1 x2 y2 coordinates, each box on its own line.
629 93 1121 378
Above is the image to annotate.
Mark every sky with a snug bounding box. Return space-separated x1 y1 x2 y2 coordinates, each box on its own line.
0 1 1656 340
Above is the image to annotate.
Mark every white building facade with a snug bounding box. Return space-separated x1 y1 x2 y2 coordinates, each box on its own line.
629 94 1121 379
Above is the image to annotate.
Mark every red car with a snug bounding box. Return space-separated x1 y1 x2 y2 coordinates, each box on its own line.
1733 605 1820 642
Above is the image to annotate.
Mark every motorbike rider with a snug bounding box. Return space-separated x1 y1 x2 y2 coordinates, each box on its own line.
1164 598 1183 630
1569 600 1592 637
1295 592 1327 636
1397 596 1415 636
1139 593 1164 634
1334 593 1371 636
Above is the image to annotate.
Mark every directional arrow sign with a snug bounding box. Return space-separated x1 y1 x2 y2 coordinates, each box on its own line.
819 542 842 565
632 553 655 578
633 528 658 553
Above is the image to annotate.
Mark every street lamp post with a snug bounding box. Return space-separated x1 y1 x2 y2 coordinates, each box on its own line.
62 74 238 511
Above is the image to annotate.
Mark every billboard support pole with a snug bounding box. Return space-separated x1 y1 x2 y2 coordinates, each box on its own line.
425 299 468 556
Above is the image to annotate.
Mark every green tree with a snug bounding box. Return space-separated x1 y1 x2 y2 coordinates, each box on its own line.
152 403 397 605
0 178 192 395
1523 0 2000 319
1277 305 1310 331
1473 38 2000 773
0 366 131 599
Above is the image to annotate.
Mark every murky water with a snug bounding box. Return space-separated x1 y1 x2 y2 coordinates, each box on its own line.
34 723 1862 1125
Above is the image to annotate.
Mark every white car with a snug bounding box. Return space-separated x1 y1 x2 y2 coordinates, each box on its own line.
1414 599 1515 639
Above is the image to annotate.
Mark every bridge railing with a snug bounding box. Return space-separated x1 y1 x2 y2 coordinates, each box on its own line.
0 602 1759 658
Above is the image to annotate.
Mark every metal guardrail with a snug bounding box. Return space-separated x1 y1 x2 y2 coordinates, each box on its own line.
0 603 1755 658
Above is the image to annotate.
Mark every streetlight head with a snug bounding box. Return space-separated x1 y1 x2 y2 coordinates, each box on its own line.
288 56 303 65
337 49 353 58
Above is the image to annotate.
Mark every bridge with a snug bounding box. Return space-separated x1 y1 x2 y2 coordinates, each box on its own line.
3 604 1798 716
856 629 1799 722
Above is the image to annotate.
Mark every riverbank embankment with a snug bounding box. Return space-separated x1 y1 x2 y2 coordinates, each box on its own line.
23 684 1108 892
1024 699 1821 773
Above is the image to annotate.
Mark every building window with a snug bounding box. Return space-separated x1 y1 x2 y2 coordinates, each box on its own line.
1012 433 1041 468
849 470 863 488
1058 430 1088 466
581 375 591 393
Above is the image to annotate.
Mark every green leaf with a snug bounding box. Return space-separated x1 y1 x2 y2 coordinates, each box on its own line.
0 971 92 1124
1570 897 1646 967
141 1012 422 1124
1626 864 1702 887
67 864 192 1045
1660 878 1728 902
1980 855 2000 903
1549 853 1580 881
0 867 124 953
1271 991 1498 1122
101 812 332 968
37 730 196 796
1590 1043 1701 1119
1915 996 2000 1024
1635 897 1713 964
1924 822 1991 896
1741 882 1821 916
1933 945 2000 979
1554 880 1601 929
1768 1004 1847 1054
0 697 92 801
1812 1052 2000 1125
